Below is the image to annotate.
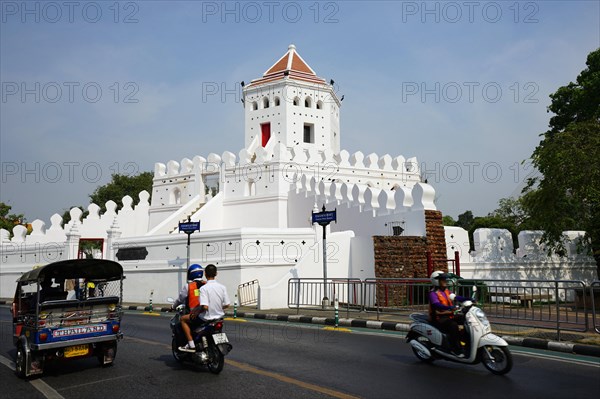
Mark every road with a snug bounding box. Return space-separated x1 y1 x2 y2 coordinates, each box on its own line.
1 310 599 399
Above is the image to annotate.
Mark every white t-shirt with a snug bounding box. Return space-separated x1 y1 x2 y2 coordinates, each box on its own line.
199 280 230 320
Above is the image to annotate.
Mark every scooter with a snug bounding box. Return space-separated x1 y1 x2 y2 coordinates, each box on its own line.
167 298 232 374
406 287 512 375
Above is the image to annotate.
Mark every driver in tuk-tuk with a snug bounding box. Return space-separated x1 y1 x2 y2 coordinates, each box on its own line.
39 277 67 302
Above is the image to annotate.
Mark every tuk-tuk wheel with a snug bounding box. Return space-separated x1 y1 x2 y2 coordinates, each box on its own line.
97 344 117 367
15 344 27 378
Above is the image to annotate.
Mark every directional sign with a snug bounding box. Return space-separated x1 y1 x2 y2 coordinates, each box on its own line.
179 221 200 234
312 210 336 226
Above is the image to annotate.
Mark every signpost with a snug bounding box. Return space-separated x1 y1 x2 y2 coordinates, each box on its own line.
179 218 200 270
312 205 337 309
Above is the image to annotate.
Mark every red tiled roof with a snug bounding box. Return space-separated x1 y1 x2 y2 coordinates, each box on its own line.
248 45 327 87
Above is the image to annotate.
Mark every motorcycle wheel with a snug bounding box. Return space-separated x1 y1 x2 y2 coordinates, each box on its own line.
411 336 434 363
172 337 184 363
206 343 224 374
15 344 27 378
480 346 512 375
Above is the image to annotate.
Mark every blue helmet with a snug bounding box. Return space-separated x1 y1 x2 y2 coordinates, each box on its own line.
187 264 204 280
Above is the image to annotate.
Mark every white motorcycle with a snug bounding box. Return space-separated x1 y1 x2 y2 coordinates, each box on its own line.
406 287 512 375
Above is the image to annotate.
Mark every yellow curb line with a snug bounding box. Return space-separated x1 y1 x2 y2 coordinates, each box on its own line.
225 317 247 322
142 312 161 316
323 326 352 332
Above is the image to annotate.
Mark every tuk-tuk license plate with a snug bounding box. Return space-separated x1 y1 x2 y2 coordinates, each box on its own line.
213 333 229 344
64 344 90 358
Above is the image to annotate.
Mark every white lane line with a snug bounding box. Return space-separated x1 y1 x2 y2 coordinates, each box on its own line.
0 354 66 399
59 374 133 391
512 349 600 367
29 379 65 399
0 354 15 369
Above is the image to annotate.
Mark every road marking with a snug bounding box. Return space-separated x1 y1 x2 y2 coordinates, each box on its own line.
323 326 352 333
227 358 360 399
0 354 65 399
126 336 360 399
29 380 65 399
142 312 161 316
225 317 247 322
59 374 134 390
512 349 600 367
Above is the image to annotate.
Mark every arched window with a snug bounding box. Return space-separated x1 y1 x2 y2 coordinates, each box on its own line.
304 97 312 108
252 101 258 110
274 97 280 106
316 100 323 110
293 97 300 106
170 188 181 204
262 97 269 109
245 180 256 196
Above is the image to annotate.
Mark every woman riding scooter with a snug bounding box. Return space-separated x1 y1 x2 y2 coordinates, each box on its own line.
429 271 471 358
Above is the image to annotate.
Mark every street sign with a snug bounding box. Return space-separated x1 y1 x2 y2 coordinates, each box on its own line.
312 210 336 225
178 221 200 234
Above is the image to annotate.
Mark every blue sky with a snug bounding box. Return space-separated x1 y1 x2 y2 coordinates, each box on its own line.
1 0 599 222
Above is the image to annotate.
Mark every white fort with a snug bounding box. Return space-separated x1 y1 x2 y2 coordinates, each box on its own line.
3 46 592 307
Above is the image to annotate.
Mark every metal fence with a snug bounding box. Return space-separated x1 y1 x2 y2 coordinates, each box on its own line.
591 281 600 334
238 279 259 307
469 279 588 339
288 277 600 337
288 278 363 317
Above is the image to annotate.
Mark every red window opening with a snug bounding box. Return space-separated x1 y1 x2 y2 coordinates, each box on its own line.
261 123 271 147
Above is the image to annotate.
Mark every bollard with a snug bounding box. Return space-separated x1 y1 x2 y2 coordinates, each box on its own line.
149 289 154 312
334 297 339 328
234 294 238 319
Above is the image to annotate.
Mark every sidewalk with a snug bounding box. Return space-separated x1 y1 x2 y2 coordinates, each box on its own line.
122 302 600 358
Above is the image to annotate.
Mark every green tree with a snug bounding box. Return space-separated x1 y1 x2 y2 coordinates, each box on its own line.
442 215 456 226
456 210 474 231
0 202 25 234
524 48 600 274
89 172 153 212
61 206 89 225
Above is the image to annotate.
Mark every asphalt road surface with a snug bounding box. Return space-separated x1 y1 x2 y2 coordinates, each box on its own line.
1 310 599 399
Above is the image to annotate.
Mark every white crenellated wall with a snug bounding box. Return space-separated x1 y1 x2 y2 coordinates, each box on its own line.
443 226 597 283
0 191 151 270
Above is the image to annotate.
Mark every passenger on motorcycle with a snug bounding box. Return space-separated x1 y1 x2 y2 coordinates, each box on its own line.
173 264 206 353
197 264 230 320
429 271 470 358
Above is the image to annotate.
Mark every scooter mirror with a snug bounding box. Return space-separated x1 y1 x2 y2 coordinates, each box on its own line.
449 293 456 301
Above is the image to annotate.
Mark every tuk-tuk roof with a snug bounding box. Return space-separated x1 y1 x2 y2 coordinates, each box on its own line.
17 259 123 283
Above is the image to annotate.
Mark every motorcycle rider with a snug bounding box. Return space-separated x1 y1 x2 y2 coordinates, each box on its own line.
173 264 206 353
429 271 470 358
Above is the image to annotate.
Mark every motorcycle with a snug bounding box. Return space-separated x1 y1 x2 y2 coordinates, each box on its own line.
167 298 232 374
406 286 512 375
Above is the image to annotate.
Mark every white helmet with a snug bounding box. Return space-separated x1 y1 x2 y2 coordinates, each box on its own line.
430 270 449 287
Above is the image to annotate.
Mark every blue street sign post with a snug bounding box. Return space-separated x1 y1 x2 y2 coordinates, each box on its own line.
179 218 200 270
312 205 337 309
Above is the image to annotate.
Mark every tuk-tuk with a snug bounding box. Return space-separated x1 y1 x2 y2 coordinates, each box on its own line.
11 259 124 378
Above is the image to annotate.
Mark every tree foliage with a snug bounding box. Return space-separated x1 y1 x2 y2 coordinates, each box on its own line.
442 215 456 226
89 172 153 212
456 211 474 231
0 202 25 234
524 48 600 272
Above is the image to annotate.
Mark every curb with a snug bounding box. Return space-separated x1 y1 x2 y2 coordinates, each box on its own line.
125 305 172 313
229 311 600 358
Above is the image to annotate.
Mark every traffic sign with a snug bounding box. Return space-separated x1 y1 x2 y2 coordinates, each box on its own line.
179 221 200 234
312 210 336 225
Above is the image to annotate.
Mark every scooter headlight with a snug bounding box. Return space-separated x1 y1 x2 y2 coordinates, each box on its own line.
474 308 490 328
